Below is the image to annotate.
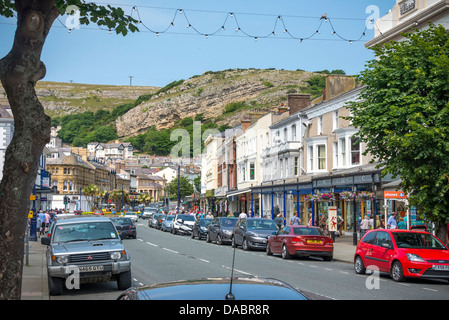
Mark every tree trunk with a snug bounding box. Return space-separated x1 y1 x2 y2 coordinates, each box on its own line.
0 0 58 300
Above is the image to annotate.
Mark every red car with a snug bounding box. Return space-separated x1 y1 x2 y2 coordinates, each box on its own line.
354 229 449 282
266 225 334 261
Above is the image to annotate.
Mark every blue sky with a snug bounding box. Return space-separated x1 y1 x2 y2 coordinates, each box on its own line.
0 1 396 87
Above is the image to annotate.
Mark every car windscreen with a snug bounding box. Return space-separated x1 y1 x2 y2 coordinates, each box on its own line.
247 219 278 230
178 215 195 221
220 218 237 227
53 222 119 243
165 215 174 221
393 232 447 249
293 227 324 236
200 219 213 226
111 218 133 225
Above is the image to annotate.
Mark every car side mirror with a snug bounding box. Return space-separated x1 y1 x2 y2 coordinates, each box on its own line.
41 237 50 245
382 242 392 249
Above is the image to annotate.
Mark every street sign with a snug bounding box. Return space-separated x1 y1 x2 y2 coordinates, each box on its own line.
30 195 36 200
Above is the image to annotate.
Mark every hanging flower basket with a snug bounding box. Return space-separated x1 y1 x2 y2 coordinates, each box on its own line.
304 193 321 202
356 191 375 201
340 191 356 201
320 193 335 202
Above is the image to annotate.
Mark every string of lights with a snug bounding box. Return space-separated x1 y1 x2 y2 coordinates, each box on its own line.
26 4 379 44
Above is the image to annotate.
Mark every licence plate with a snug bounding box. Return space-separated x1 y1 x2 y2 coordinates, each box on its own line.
432 265 449 271
307 240 323 244
79 265 104 272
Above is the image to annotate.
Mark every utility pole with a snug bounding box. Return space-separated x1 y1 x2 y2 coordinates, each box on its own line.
129 76 133 86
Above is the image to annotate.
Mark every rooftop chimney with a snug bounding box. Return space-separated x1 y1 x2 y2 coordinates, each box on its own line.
325 75 356 101
278 103 288 114
288 94 311 115
241 118 251 133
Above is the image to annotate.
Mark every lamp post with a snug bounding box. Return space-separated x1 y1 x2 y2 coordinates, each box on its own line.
177 165 180 214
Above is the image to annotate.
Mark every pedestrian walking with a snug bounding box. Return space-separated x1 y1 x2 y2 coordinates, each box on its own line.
274 213 283 229
360 215 371 236
289 213 300 226
239 211 247 219
387 212 398 229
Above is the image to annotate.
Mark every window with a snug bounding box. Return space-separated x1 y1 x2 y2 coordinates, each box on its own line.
333 110 339 130
280 159 284 178
339 138 346 167
249 162 255 180
318 145 326 170
351 136 360 165
291 125 297 141
294 157 299 176
308 146 313 171
283 128 288 141
333 142 338 169
318 116 323 135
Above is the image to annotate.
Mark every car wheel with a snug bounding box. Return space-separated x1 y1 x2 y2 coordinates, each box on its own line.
354 256 366 274
391 261 405 282
266 244 273 256
216 234 223 245
117 270 132 290
323 255 333 262
242 238 250 251
281 244 291 259
206 232 211 243
48 275 63 296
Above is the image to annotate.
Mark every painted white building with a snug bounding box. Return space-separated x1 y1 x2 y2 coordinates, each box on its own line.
366 0 449 48
87 141 134 161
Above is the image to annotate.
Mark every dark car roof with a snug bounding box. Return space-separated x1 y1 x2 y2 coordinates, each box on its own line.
118 277 308 300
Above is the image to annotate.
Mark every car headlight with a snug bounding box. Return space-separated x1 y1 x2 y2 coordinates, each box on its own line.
248 232 259 238
56 255 69 264
406 253 425 262
223 230 232 235
200 227 208 231
110 251 122 260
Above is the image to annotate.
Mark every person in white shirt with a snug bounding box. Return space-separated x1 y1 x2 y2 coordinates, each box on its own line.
360 215 371 236
239 211 247 219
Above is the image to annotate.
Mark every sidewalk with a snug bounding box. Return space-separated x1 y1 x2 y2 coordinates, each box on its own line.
22 239 48 300
20 233 358 300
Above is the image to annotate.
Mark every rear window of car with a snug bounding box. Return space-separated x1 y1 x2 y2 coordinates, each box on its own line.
112 218 133 225
220 218 237 227
293 227 324 236
361 231 377 244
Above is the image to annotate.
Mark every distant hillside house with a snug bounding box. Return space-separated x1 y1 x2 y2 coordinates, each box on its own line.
87 141 133 161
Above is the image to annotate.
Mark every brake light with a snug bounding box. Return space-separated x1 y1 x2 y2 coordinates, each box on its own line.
291 237 302 243
327 238 333 244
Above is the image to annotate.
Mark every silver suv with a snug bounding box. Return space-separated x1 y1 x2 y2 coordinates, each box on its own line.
41 216 132 295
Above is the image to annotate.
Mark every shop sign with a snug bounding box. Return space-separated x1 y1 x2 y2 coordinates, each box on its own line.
240 196 247 201
399 0 417 17
384 191 407 199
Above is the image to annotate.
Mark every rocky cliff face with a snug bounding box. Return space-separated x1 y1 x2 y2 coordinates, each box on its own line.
115 69 316 137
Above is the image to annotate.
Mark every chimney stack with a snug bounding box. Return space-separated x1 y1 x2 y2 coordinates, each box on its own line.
288 94 311 115
241 118 251 133
278 103 288 114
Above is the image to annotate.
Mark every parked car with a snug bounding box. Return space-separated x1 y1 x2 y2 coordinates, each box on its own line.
206 217 238 244
124 212 139 223
161 215 175 232
191 218 213 240
110 217 137 239
117 277 309 300
41 216 131 295
232 218 278 250
156 214 166 230
354 229 449 282
267 225 333 261
141 207 157 219
149 213 163 228
171 214 196 235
